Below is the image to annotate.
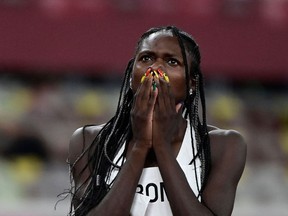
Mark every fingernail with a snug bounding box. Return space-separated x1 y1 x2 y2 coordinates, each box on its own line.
140 75 146 83
154 71 159 78
164 73 169 83
145 68 152 77
157 68 164 77
152 81 157 91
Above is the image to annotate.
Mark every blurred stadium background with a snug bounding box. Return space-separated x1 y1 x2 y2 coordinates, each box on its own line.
0 0 287 215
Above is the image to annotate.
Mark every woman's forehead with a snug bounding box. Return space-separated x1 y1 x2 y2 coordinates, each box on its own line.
139 31 181 52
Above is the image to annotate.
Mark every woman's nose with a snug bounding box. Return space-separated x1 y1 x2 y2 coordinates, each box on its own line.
150 59 164 71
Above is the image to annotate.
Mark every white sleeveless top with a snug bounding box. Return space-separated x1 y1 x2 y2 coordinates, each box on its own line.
107 123 201 216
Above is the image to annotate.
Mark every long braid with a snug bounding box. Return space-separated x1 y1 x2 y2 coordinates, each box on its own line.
170 27 202 196
103 59 135 168
170 26 211 196
190 41 211 190
68 60 134 216
197 71 211 192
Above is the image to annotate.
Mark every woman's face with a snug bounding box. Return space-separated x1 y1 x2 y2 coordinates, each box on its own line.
131 31 193 104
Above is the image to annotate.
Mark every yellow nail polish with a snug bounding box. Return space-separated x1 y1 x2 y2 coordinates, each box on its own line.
141 75 145 83
164 73 169 83
154 71 159 78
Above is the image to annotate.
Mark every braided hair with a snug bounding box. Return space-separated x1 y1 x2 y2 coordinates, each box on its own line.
67 26 211 216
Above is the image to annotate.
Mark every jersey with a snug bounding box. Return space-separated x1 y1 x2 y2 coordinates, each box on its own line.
107 122 202 216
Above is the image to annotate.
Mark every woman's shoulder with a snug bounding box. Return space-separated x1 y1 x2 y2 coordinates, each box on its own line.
208 125 244 141
207 125 247 166
71 124 105 142
69 124 106 163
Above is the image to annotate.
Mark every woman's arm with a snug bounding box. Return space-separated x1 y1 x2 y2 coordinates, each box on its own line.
69 75 157 216
152 78 247 215
69 126 150 216
155 128 246 216
201 129 247 216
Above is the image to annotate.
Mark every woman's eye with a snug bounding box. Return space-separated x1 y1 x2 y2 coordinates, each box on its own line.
140 55 152 62
168 58 179 66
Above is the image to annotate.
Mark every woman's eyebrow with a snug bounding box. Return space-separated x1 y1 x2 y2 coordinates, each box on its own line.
138 50 154 55
164 53 181 57
162 53 183 61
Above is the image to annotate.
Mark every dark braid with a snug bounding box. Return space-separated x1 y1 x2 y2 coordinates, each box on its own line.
67 26 211 215
169 26 211 196
181 30 211 194
68 59 134 216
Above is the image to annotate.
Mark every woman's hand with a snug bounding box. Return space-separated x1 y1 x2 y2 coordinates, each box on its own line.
152 76 183 151
130 74 158 149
